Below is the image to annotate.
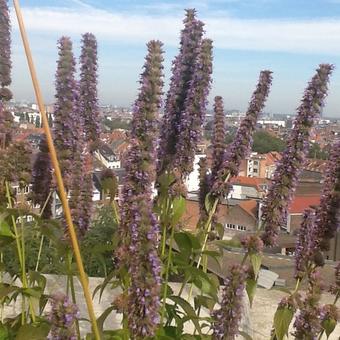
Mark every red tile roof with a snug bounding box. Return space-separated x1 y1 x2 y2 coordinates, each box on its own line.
239 200 258 219
265 151 282 166
289 195 320 214
231 176 269 190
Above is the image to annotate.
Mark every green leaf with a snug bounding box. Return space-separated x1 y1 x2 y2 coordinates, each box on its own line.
168 295 202 335
0 220 15 247
174 232 192 259
162 326 178 339
246 278 257 307
92 269 116 302
0 284 18 299
273 306 294 340
250 253 262 278
322 318 337 338
28 271 46 292
182 266 217 298
204 193 212 212
0 323 10 340
172 196 186 224
22 287 42 299
97 306 115 333
194 295 216 311
16 323 50 340
214 223 224 239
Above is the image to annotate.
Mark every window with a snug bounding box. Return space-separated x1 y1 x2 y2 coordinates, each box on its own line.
253 169 258 173
226 223 247 231
253 160 259 166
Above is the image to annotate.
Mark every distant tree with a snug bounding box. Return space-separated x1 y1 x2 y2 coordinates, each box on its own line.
252 130 286 153
35 115 40 128
25 112 29 122
103 117 131 131
308 142 329 160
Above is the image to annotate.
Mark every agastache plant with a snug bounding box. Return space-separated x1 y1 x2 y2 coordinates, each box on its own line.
173 38 213 177
157 9 204 176
79 33 100 146
212 70 273 198
31 137 52 219
211 96 226 183
198 157 210 223
261 64 334 247
47 292 80 340
0 0 13 148
118 40 164 339
0 0 11 89
78 151 93 236
293 270 325 339
294 209 316 279
212 264 248 340
68 81 92 237
53 37 78 190
313 138 340 252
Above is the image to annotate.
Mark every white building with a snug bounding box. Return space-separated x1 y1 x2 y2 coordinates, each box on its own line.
185 154 206 192
94 144 121 169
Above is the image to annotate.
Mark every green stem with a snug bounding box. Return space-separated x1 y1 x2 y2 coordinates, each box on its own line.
160 197 170 257
5 182 36 323
160 223 175 325
67 252 81 340
35 235 44 272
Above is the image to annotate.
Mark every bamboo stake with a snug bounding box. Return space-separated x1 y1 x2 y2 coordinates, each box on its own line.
12 1 101 339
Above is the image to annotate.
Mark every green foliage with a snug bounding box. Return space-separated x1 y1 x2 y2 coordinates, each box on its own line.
273 306 294 340
308 142 329 160
102 117 131 131
81 204 118 277
252 131 286 153
321 318 337 339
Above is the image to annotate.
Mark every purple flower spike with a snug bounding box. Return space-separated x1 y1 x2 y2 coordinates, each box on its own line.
212 264 247 340
212 70 273 198
80 33 100 146
157 9 204 176
31 137 52 219
0 0 11 89
53 37 78 189
211 96 226 183
173 38 213 176
198 157 210 222
0 0 13 147
47 292 80 340
261 64 334 247
78 152 93 235
293 270 324 340
314 138 340 251
118 41 164 339
294 209 316 279
131 40 164 163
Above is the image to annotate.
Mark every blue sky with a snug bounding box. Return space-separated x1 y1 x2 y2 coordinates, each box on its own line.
10 0 340 117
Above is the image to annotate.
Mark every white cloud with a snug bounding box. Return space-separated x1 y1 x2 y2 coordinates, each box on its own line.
9 5 340 55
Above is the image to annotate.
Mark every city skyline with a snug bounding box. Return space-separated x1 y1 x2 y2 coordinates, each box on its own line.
10 0 340 117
